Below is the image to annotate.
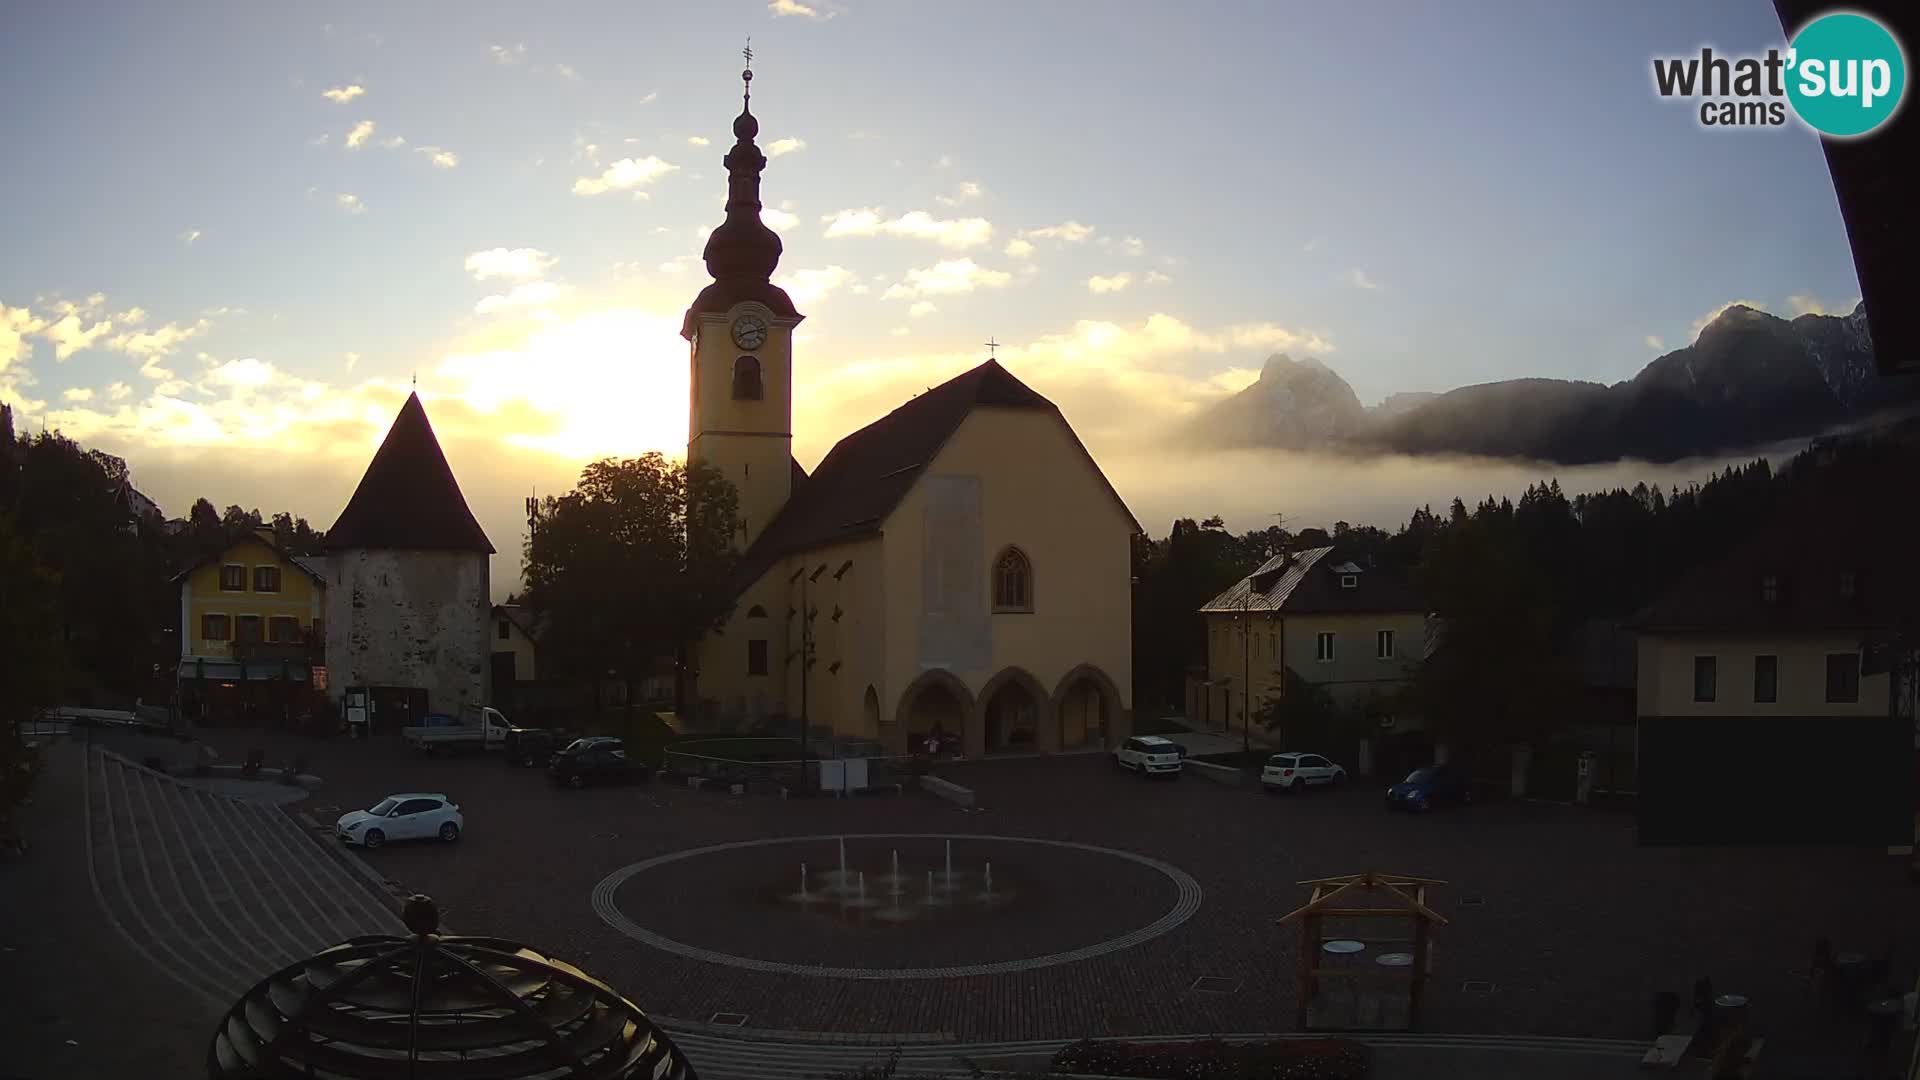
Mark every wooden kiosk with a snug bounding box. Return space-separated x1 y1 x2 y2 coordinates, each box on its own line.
1277 871 1448 1031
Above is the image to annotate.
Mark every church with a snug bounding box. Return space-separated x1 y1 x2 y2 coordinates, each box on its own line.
685 65 1139 757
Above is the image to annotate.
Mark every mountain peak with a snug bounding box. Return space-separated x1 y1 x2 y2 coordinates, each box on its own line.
1260 353 1333 382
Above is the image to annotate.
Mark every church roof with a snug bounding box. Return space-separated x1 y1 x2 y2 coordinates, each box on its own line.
731 359 1139 592
325 393 495 554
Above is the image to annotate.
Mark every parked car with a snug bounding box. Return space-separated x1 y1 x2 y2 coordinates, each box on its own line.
1261 752 1348 793
503 726 559 767
400 705 515 753
1113 735 1184 777
1386 765 1474 812
336 793 463 848
549 737 648 788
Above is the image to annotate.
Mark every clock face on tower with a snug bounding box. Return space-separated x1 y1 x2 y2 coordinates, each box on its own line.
730 313 769 351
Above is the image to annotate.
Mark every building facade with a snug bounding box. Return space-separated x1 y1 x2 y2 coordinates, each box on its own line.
1193 548 1429 745
684 68 1138 756
323 393 494 729
173 527 327 724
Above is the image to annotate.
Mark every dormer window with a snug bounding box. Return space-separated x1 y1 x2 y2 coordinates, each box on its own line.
1760 574 1779 604
732 355 763 400
1340 575 1358 589
1837 570 1857 599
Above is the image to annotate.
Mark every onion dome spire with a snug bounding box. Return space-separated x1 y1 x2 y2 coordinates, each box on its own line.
703 38 782 283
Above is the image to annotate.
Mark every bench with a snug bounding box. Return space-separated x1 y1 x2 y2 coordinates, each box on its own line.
920 775 976 809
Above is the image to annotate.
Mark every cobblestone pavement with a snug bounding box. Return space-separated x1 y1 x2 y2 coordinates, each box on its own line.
53 726 1918 1077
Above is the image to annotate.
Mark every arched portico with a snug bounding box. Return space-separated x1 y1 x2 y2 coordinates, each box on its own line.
894 668 974 755
974 666 1051 756
1051 664 1127 750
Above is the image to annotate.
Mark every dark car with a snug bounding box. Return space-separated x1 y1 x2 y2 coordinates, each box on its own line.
549 737 649 789
502 726 558 767
1387 765 1474 812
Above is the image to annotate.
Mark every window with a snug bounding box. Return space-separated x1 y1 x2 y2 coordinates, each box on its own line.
732 355 763 400
1825 652 1861 703
311 618 325 643
1339 574 1358 589
1837 570 1857 599
235 615 263 645
747 605 768 618
1753 655 1778 704
993 546 1033 611
747 639 769 676
1692 656 1717 702
267 616 300 643
394 798 440 816
1376 629 1395 659
1316 632 1336 662
253 565 281 593
498 620 511 640
220 564 246 591
1760 574 1779 603
201 613 231 641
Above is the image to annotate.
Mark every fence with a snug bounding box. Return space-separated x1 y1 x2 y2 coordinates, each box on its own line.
661 744 918 794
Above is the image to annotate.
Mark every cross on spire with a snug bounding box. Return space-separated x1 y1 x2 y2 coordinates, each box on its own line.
984 337 1001 358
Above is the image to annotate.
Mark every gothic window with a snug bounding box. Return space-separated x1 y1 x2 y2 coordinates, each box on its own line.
732 356 763 400
993 546 1033 612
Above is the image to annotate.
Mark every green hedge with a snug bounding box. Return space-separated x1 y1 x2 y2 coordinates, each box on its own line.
1052 1037 1370 1079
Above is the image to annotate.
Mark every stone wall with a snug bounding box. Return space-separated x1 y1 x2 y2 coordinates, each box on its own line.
324 549 489 715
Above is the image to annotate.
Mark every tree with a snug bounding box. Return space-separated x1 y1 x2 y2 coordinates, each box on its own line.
0 515 66 850
521 454 739 715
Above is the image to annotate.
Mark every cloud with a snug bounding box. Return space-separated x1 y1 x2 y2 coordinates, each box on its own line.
1645 335 1664 351
1088 273 1132 294
416 146 459 168
465 247 557 281
766 137 806 157
475 281 565 316
107 381 131 400
345 120 375 149
889 326 909 337
688 135 711 147
769 0 836 17
1344 268 1378 290
881 258 1012 299
344 352 360 372
1146 270 1171 285
936 181 983 207
1003 238 1035 259
1099 234 1145 257
381 134 406 149
821 208 992 249
63 386 94 402
490 43 527 66
909 301 937 317
572 155 679 196
2 303 48 373
110 317 213 363
762 207 799 232
322 84 366 103
638 90 659 105
179 229 201 246
336 193 366 214
776 265 853 307
206 357 276 388
1022 221 1094 244
554 63 579 81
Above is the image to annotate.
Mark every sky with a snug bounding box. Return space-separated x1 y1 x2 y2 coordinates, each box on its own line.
0 1 1867 593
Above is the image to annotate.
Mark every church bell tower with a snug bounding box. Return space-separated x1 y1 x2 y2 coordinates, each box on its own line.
682 47 802 551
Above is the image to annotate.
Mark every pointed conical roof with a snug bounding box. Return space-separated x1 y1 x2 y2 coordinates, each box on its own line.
325 393 494 553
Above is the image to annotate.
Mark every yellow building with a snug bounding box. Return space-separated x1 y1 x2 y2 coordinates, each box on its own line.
174 526 327 721
684 71 1138 756
1194 547 1429 743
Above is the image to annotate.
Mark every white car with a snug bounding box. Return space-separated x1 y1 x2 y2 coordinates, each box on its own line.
1261 752 1347 793
336 793 463 848
1114 735 1185 777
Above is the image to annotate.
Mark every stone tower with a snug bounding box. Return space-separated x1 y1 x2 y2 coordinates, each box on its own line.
323 393 494 720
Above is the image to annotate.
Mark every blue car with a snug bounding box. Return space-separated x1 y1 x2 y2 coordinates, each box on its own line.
1387 765 1474 812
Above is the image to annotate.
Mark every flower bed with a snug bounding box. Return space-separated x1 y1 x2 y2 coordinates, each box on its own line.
1052 1037 1371 1080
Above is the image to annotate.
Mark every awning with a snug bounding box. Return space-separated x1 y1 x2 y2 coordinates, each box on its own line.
176 660 309 683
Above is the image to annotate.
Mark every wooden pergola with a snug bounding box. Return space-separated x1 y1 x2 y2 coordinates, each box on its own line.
1277 871 1449 1031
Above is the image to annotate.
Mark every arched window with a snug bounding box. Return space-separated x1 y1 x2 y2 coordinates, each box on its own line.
732 356 763 400
992 546 1033 612
746 605 767 618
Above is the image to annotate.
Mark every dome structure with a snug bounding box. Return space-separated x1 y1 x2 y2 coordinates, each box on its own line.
208 896 696 1079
